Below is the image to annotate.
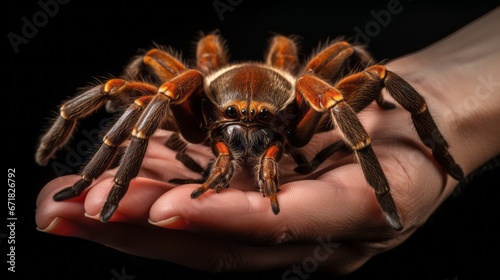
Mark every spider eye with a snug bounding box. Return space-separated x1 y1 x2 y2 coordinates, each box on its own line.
258 108 271 120
225 106 238 119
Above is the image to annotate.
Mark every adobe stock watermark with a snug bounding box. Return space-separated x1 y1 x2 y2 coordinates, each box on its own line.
6 168 17 273
213 0 243 22
110 267 135 280
7 0 71 54
353 0 404 45
282 235 341 279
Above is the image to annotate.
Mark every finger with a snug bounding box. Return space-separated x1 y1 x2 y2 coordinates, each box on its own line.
36 173 171 230
36 176 93 238
36 175 82 208
82 177 175 226
35 129 207 225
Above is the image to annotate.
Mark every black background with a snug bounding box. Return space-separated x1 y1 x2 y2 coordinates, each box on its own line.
4 1 500 279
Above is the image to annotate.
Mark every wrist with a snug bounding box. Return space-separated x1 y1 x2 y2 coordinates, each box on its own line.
386 9 500 176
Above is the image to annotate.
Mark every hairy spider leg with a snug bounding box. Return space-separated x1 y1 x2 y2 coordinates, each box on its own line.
295 64 464 230
36 45 188 167
190 141 236 199
287 40 386 173
35 79 152 166
368 66 464 180
302 40 374 83
296 72 404 231
166 32 229 178
43 46 196 222
196 32 229 74
166 132 206 175
132 48 187 82
166 132 213 184
53 95 155 201
290 141 348 174
265 35 300 74
100 70 204 222
256 142 284 214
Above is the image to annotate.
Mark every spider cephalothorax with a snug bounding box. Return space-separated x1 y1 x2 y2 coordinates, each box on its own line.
36 32 463 230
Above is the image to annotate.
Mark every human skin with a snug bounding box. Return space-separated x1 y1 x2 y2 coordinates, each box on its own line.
35 8 500 275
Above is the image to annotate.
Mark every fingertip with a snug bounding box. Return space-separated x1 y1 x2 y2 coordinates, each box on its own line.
53 186 80 201
149 184 277 237
270 195 280 215
37 217 89 239
36 175 81 207
83 177 114 216
150 183 269 217
35 192 87 236
82 177 174 225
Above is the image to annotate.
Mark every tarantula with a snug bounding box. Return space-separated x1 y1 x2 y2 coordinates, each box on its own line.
36 32 464 230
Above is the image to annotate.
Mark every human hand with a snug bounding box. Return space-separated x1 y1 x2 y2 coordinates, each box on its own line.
35 95 457 275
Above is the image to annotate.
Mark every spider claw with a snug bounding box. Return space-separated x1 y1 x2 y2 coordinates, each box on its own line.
384 213 403 231
100 203 118 223
450 166 464 181
53 187 80 201
376 192 403 231
99 183 129 222
447 161 465 181
270 196 280 215
190 187 206 199
53 179 92 201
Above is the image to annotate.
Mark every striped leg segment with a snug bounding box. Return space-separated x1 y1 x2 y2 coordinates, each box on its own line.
257 143 284 214
100 70 204 222
190 142 235 199
53 96 154 201
36 80 158 166
296 74 403 230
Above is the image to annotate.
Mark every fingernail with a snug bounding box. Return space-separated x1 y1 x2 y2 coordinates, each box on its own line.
84 212 99 220
37 217 89 239
84 211 130 223
149 216 199 232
